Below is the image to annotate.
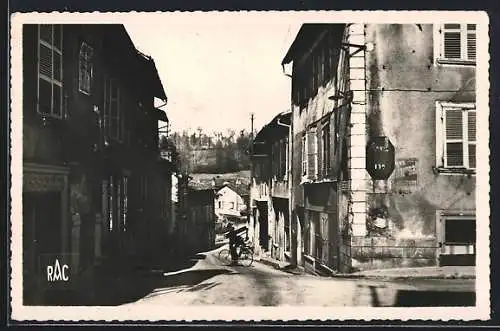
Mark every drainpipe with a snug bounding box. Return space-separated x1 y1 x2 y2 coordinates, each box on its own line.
282 66 296 266
277 117 291 263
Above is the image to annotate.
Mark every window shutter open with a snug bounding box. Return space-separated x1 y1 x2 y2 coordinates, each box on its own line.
317 129 323 178
467 24 476 61
468 111 476 142
445 109 463 139
307 130 317 180
301 135 307 176
445 108 464 167
441 24 476 61
468 111 476 168
39 44 53 78
329 113 338 177
443 31 461 59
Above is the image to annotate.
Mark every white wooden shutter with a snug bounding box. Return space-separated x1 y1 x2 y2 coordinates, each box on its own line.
39 43 53 78
302 135 307 176
307 130 317 180
444 108 464 167
468 110 476 168
443 24 462 59
467 24 476 61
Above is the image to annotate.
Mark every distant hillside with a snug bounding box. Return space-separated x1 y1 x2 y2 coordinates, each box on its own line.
189 171 251 196
191 171 251 184
170 128 251 174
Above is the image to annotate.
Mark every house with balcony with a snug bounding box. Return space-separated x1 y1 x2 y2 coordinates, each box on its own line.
282 23 478 274
249 111 291 261
22 24 172 304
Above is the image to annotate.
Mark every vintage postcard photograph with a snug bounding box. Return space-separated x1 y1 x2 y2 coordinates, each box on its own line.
9 10 490 322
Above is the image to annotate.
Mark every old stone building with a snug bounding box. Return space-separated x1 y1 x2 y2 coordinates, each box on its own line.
22 24 173 303
281 23 477 274
249 111 291 261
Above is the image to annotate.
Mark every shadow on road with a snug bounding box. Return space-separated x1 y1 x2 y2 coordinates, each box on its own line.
38 248 232 306
393 290 475 307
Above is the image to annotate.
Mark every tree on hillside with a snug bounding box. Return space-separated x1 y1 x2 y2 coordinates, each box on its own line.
171 127 252 173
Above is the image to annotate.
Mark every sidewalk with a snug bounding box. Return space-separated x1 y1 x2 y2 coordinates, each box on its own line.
257 254 475 280
346 266 476 280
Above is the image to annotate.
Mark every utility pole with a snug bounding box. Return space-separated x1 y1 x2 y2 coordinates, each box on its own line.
248 113 255 239
250 113 254 141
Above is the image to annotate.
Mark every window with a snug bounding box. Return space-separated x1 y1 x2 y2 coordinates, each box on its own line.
314 134 318 177
273 138 287 179
37 24 63 118
436 102 476 170
78 42 94 94
436 24 476 63
282 137 288 179
229 202 235 210
302 134 307 176
103 75 122 141
218 201 222 209
321 125 330 176
307 130 318 178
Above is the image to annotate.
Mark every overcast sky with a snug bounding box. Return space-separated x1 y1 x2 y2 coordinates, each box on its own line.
124 14 302 134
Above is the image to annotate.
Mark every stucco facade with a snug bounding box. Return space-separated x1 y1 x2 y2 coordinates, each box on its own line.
347 24 476 270
282 23 476 274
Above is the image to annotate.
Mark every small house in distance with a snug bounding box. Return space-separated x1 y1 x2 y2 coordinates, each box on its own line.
214 182 249 225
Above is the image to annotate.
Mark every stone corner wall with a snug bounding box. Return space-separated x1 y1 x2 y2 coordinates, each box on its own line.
350 235 438 271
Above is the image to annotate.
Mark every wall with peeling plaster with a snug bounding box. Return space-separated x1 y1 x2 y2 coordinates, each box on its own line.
352 24 476 270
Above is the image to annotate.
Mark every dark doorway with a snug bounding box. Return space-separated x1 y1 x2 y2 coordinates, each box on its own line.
257 202 268 250
23 191 63 303
24 192 63 257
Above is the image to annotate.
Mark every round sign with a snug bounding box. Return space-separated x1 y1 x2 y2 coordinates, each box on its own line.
366 136 395 180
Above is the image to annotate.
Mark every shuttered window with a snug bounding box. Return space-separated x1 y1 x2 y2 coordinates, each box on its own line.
322 124 330 177
439 24 476 62
78 42 94 94
307 129 318 179
37 24 63 118
438 102 476 169
302 134 307 176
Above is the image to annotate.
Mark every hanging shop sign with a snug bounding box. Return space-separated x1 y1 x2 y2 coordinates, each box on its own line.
366 136 395 180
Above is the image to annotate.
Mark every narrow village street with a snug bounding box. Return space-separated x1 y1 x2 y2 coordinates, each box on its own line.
120 245 475 307
14 17 485 321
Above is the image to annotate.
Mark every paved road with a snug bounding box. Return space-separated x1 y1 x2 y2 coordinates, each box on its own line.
122 246 475 307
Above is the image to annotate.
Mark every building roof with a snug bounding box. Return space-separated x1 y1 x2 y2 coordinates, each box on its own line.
217 182 250 198
188 176 250 198
281 23 345 65
106 25 168 102
136 50 168 102
251 111 291 155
